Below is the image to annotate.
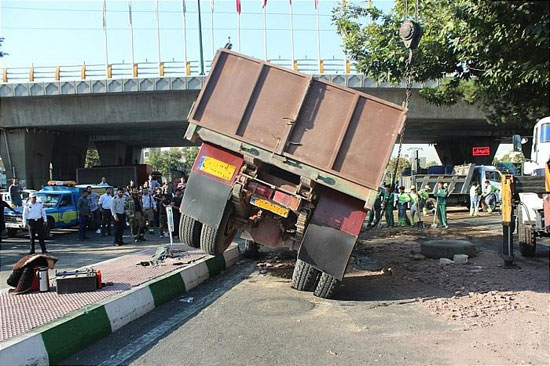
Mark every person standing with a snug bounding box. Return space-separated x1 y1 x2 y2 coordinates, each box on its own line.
87 186 101 233
142 188 157 234
1 194 15 243
171 189 183 238
77 190 91 241
382 184 395 228
469 181 481 216
22 192 48 253
396 186 411 227
148 175 160 190
409 186 421 227
126 188 146 242
99 187 113 236
9 178 23 207
420 186 430 216
98 177 109 186
435 182 449 228
481 180 497 213
366 187 384 227
111 188 127 246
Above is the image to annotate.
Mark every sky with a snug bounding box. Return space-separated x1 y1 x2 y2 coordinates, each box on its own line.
0 0 511 162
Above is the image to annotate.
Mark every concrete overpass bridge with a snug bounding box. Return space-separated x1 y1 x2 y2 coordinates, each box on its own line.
0 75 529 188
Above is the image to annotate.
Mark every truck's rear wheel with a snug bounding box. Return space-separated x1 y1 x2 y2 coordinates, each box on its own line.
291 259 320 291
7 228 17 238
313 272 339 299
180 214 202 248
200 205 237 255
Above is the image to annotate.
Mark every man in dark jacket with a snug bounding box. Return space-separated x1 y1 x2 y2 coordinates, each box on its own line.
77 190 91 241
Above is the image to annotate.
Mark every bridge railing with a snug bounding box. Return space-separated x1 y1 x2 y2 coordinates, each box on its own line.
1 58 357 83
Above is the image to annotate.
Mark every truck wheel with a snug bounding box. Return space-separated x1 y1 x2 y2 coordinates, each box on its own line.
200 205 237 255
313 272 339 299
243 240 259 259
179 214 202 248
291 259 320 291
7 228 17 238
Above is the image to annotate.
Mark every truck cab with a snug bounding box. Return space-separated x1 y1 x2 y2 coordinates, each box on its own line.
523 116 550 176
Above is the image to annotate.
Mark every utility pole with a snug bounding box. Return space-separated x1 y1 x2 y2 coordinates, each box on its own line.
197 0 205 75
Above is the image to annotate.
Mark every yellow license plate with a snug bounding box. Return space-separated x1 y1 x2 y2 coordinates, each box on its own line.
250 196 290 218
198 156 236 181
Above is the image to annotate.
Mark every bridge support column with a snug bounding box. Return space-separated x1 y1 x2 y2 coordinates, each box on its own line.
0 129 56 189
51 133 89 181
434 137 499 166
95 142 128 166
125 146 143 165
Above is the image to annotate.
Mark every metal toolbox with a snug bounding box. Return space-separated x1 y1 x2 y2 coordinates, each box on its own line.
55 269 98 294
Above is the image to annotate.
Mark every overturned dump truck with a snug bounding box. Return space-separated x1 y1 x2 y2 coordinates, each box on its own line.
181 49 406 298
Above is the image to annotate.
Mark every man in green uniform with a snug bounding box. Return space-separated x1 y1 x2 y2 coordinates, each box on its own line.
126 188 146 242
367 187 384 227
420 185 430 217
382 184 395 228
397 186 411 227
434 182 448 228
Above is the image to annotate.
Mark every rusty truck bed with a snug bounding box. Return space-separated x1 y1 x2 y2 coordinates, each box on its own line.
186 49 406 204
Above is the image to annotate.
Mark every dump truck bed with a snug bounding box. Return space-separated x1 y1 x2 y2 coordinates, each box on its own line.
186 50 406 205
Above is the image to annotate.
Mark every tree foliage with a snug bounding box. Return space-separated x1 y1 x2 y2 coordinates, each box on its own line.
493 152 526 165
386 157 411 182
85 149 100 168
145 147 200 178
333 0 549 126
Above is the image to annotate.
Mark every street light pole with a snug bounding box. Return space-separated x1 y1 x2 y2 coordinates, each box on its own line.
197 0 205 75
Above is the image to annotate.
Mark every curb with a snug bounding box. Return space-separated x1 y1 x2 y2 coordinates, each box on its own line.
0 244 241 366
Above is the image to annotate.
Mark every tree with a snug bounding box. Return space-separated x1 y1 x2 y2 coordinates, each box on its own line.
145 148 185 178
85 149 100 168
426 160 439 168
333 1 549 126
385 157 411 183
181 147 199 172
493 152 526 165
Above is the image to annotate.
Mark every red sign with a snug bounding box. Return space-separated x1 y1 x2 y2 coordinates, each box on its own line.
472 146 491 156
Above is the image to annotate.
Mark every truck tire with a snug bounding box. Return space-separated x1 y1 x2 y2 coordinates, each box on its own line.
200 205 237 255
313 272 339 299
7 228 17 238
179 214 202 248
291 259 320 291
518 205 536 257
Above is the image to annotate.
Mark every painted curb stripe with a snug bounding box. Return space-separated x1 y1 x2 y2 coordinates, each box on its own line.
205 255 226 277
42 305 111 365
180 261 209 292
104 286 156 333
149 271 186 307
0 333 48 366
0 246 241 366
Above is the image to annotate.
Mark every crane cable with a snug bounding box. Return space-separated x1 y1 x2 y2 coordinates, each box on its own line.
366 0 423 232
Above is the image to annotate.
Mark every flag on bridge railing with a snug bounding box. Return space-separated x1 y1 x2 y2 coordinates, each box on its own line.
181 0 188 66
236 0 241 51
182 0 186 13
128 1 132 25
262 0 267 60
261 0 267 8
128 1 135 66
289 0 295 63
102 0 107 28
236 0 241 14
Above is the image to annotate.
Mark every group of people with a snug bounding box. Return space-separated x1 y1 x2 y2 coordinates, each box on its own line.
469 180 499 216
366 182 451 229
77 175 187 246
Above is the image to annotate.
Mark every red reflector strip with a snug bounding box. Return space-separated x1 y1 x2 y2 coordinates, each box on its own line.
272 190 301 211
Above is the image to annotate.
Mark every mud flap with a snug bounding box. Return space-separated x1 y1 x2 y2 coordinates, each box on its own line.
180 172 232 229
297 223 357 281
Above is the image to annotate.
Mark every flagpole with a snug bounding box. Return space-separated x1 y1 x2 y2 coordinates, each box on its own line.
316 2 321 73
289 1 295 66
182 0 188 72
197 0 205 75
128 1 135 67
210 1 214 59
102 0 109 75
237 13 241 52
154 0 161 75
263 3 267 60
